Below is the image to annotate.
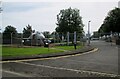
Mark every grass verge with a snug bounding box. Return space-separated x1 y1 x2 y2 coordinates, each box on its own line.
2 45 83 57
54 45 82 51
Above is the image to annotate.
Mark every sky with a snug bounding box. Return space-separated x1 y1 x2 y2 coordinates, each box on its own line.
118 1 120 8
1 0 119 34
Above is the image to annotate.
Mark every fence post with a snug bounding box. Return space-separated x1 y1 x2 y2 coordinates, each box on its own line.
31 34 32 46
74 31 76 43
67 32 69 46
36 34 38 46
54 32 55 43
21 33 23 47
74 31 77 49
57 33 59 43
0 33 1 42
62 33 64 45
11 32 12 46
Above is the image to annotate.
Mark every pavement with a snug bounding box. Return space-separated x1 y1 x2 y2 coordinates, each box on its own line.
1 40 120 78
2 45 95 61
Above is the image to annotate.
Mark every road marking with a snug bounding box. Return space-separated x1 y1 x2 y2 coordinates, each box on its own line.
1 48 99 63
17 61 119 77
1 69 32 77
63 58 117 67
1 69 49 77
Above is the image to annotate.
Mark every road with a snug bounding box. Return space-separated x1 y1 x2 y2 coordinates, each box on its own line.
1 40 119 77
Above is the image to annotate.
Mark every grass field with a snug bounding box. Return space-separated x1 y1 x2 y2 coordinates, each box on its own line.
2 45 82 57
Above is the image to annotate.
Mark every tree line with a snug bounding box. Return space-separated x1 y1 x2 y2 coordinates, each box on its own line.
98 7 120 36
2 24 52 39
3 24 32 39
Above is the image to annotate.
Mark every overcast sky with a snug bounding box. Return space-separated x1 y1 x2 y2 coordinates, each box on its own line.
1 0 119 34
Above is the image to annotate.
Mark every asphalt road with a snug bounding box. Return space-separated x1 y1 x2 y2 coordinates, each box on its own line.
1 40 119 77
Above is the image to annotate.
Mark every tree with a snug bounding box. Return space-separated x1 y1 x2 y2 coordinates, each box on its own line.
56 7 84 36
98 8 120 35
56 7 84 42
23 24 32 38
42 31 51 38
3 25 17 39
51 31 61 43
92 31 99 38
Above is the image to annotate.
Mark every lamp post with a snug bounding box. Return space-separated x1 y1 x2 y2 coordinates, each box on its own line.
88 21 91 46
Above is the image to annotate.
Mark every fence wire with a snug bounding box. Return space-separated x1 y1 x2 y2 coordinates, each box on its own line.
2 32 86 47
2 32 120 47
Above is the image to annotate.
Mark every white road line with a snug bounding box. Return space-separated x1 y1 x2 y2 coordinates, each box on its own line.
17 61 119 77
1 69 50 77
1 48 99 63
1 69 31 77
64 58 118 67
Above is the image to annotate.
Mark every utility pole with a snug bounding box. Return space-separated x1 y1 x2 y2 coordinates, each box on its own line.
21 33 23 47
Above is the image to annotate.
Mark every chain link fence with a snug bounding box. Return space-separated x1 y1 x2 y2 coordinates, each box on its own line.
52 32 86 46
2 33 45 47
2 32 87 47
2 32 120 47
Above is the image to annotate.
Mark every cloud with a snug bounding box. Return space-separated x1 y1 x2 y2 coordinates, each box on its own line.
3 2 53 13
2 2 118 34
3 2 60 32
3 0 120 2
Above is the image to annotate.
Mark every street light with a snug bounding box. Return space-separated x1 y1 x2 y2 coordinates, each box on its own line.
88 21 91 46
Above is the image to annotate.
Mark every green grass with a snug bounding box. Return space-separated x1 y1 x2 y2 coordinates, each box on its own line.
55 45 82 51
2 47 64 57
2 45 83 57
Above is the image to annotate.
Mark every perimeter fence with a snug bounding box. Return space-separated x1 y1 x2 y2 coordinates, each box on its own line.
2 32 87 47
2 32 120 47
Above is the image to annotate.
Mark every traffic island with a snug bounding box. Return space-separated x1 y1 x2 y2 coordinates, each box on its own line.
2 46 95 61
